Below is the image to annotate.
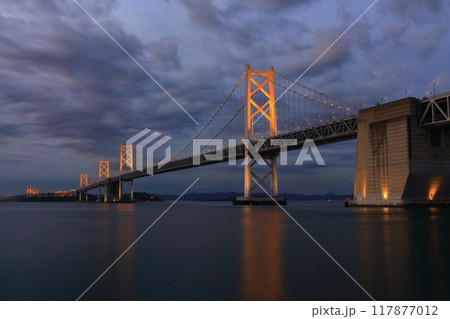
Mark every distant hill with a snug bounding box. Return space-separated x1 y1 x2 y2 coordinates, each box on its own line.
156 192 352 201
0 195 27 202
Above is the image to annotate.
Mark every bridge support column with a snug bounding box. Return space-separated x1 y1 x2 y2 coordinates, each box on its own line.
270 154 278 196
236 152 285 205
96 180 135 203
350 97 450 206
244 148 251 198
104 183 110 203
104 180 120 203
97 185 104 203
118 179 135 202
234 65 286 205
78 191 88 202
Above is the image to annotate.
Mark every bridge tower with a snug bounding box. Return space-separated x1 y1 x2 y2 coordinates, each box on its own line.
118 144 134 201
120 144 133 173
80 174 88 187
234 65 286 205
101 145 135 203
79 174 89 201
96 160 109 203
99 160 110 179
26 186 39 195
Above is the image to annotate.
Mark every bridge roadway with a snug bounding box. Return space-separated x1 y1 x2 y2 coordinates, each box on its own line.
77 116 358 193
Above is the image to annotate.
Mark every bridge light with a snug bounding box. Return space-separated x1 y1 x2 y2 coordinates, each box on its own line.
433 81 440 97
428 177 442 200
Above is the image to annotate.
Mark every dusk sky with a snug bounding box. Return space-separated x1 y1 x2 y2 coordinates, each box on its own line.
1 0 449 197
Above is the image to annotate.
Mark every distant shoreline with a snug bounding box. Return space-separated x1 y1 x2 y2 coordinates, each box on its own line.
1 192 352 202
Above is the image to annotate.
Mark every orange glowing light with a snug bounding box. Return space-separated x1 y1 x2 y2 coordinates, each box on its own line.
428 175 443 200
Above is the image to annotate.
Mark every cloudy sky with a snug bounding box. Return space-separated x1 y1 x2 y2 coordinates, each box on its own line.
1 0 449 196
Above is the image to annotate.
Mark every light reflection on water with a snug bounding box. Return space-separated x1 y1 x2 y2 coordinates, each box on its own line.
0 202 449 300
94 203 137 300
240 206 285 300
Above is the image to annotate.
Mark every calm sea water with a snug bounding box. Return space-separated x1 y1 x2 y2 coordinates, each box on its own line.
0 201 449 301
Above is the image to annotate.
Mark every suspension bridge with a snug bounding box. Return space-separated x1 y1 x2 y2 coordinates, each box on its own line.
36 65 450 206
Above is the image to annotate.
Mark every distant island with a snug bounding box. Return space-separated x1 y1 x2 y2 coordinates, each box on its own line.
0 191 352 202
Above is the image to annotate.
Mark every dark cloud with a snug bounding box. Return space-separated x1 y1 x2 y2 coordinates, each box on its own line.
253 0 312 9
0 0 195 160
180 0 224 29
388 0 445 18
407 24 447 59
148 38 181 71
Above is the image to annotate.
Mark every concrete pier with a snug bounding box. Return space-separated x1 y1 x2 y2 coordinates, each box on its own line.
233 196 287 205
351 97 450 206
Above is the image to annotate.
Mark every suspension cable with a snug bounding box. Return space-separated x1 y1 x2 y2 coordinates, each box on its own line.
273 71 362 110
196 103 245 155
170 71 245 160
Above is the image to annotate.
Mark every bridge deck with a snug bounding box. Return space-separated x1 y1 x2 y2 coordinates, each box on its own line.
78 116 358 192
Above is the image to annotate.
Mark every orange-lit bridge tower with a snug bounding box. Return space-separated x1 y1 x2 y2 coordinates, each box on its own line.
118 144 134 201
26 186 39 196
101 146 135 203
78 173 89 201
234 65 286 205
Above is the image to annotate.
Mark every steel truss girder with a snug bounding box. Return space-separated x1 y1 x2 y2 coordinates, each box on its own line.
419 93 450 126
